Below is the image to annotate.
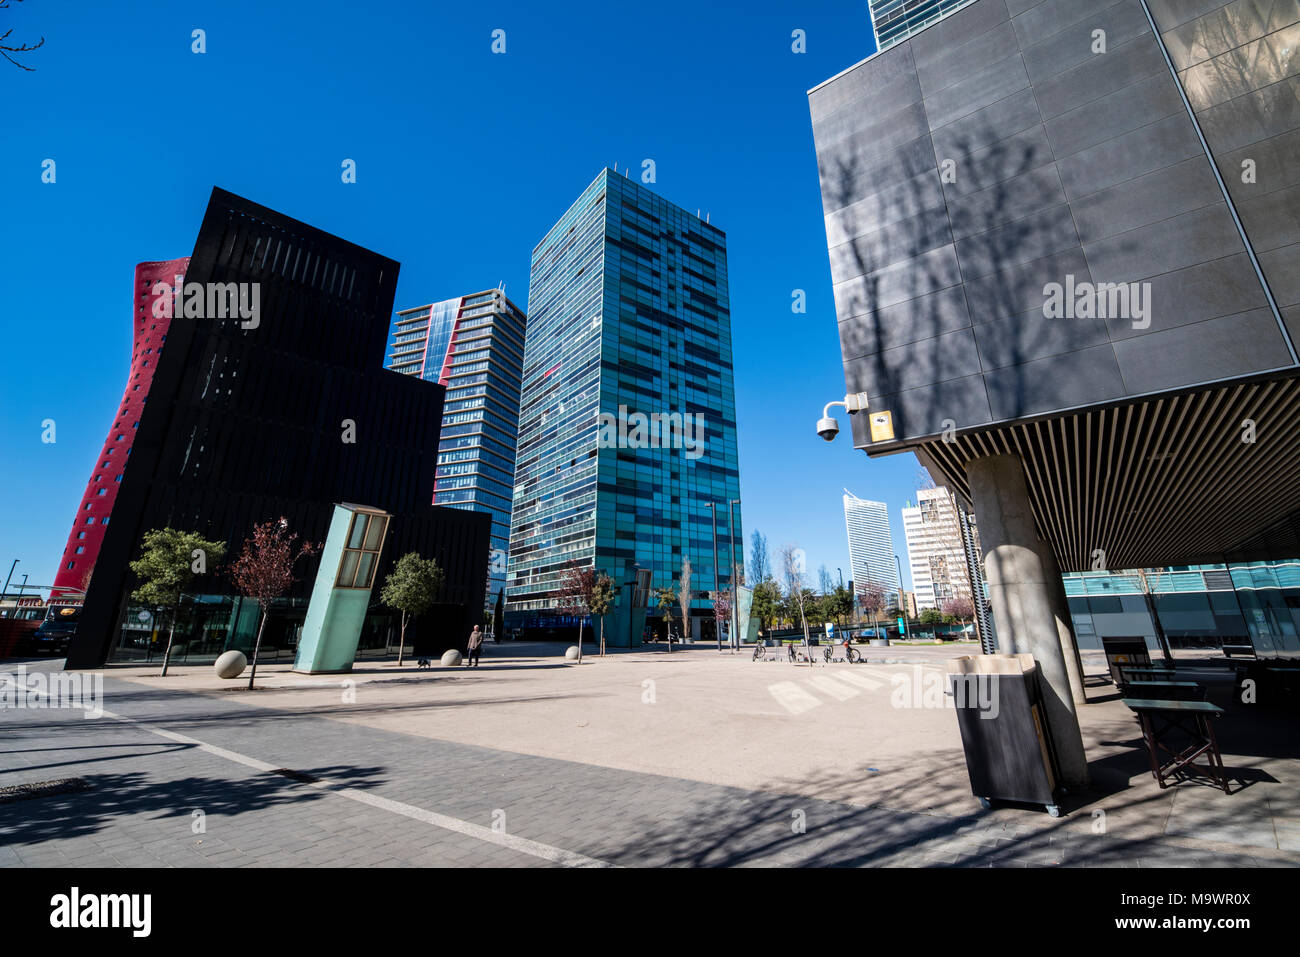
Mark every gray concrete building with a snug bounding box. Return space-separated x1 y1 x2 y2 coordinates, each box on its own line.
810 0 1300 787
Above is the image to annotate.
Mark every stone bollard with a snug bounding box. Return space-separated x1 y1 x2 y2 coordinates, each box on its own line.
441 649 463 667
214 650 247 679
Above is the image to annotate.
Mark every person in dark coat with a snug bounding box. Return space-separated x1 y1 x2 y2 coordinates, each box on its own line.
466 625 484 667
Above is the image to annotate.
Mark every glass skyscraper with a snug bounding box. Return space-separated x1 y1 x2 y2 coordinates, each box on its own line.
386 289 527 610
842 491 900 606
507 169 742 640
868 0 979 51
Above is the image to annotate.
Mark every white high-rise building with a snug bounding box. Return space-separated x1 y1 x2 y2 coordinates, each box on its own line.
902 487 971 612
842 490 900 605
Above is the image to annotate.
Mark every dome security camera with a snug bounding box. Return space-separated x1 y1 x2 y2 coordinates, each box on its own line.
816 393 868 443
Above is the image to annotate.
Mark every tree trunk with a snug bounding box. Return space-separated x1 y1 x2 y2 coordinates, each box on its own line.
1145 591 1174 662
599 616 606 657
397 611 407 667
576 618 583 664
248 608 269 690
160 607 178 677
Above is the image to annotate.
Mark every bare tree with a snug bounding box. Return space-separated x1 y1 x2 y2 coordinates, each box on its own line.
677 556 692 645
779 544 810 643
1 0 44 71
1133 568 1174 662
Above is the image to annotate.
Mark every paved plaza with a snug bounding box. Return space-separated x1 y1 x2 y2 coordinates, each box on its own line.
2 644 1297 867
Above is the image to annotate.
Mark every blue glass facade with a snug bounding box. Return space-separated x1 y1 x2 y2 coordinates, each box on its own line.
1063 561 1300 657
507 169 742 636
386 290 527 611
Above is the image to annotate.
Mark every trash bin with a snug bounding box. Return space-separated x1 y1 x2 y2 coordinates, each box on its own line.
946 654 1062 817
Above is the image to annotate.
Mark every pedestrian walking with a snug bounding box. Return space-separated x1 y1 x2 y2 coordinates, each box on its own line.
467 624 484 667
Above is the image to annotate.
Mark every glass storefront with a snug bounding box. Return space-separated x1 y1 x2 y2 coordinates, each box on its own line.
105 593 407 666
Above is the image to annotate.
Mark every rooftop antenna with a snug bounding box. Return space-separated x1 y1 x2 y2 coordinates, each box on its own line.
613 162 618 174
706 212 710 224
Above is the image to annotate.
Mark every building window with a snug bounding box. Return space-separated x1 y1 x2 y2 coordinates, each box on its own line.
334 512 389 589
85 517 95 525
77 532 86 540
66 562 75 570
96 489 107 496
75 546 85 554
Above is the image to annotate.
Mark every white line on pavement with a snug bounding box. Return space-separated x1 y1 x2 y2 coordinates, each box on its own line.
806 674 860 701
767 681 823 715
830 670 886 692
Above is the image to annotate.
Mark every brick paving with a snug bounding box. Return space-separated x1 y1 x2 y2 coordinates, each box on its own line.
1 664 1295 868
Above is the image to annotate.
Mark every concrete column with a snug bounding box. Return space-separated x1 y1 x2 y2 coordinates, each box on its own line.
1040 545 1088 707
967 453 1089 789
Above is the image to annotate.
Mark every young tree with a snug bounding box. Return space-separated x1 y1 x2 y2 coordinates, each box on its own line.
379 552 444 666
858 579 888 638
129 528 226 677
749 530 771 585
712 588 732 648
1133 568 1174 662
817 565 834 597
779 544 810 643
941 596 975 631
589 572 616 656
655 585 677 651
750 579 780 635
677 557 693 646
556 562 595 663
229 519 319 690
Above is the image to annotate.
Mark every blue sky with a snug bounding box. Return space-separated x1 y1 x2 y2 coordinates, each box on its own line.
0 0 924 595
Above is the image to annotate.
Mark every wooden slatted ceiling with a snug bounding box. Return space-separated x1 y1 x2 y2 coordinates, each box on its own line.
917 376 1300 572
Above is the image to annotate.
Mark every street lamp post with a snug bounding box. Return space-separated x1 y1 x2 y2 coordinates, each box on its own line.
709 502 720 652
895 554 906 636
727 499 740 651
1 560 17 618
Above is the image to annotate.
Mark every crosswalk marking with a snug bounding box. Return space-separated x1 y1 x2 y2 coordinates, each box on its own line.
807 674 860 701
831 669 887 692
768 681 823 715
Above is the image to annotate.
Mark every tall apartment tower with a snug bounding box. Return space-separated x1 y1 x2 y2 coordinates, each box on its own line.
842 490 899 604
507 169 742 640
868 0 978 51
385 289 526 609
902 487 972 612
51 257 190 601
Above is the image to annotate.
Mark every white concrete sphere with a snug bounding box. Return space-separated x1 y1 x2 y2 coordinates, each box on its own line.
564 646 581 661
441 649 463 667
214 650 247 679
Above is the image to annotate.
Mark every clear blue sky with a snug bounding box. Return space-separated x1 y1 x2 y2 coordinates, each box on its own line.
0 0 923 595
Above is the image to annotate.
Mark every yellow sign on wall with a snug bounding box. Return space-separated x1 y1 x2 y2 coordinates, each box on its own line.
869 411 895 442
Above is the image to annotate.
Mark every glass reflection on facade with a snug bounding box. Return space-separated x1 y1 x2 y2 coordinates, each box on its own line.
386 290 527 611
1063 560 1300 657
869 0 979 52
507 169 742 639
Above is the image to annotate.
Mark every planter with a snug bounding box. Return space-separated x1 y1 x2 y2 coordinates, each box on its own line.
869 637 891 647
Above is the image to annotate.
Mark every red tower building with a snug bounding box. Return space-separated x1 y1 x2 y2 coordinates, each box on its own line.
51 258 189 601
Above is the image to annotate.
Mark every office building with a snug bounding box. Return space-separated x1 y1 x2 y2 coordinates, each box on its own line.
810 0 1300 783
386 289 526 610
842 490 899 604
506 169 742 642
901 487 971 611
65 188 489 669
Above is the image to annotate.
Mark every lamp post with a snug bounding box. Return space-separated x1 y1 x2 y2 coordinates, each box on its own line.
2 560 16 618
895 554 907 637
728 499 740 651
13 574 29 618
709 502 720 652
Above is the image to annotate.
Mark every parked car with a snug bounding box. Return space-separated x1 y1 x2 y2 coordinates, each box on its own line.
24 618 77 656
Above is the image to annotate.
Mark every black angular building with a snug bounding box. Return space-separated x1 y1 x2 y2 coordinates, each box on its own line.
66 188 489 669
